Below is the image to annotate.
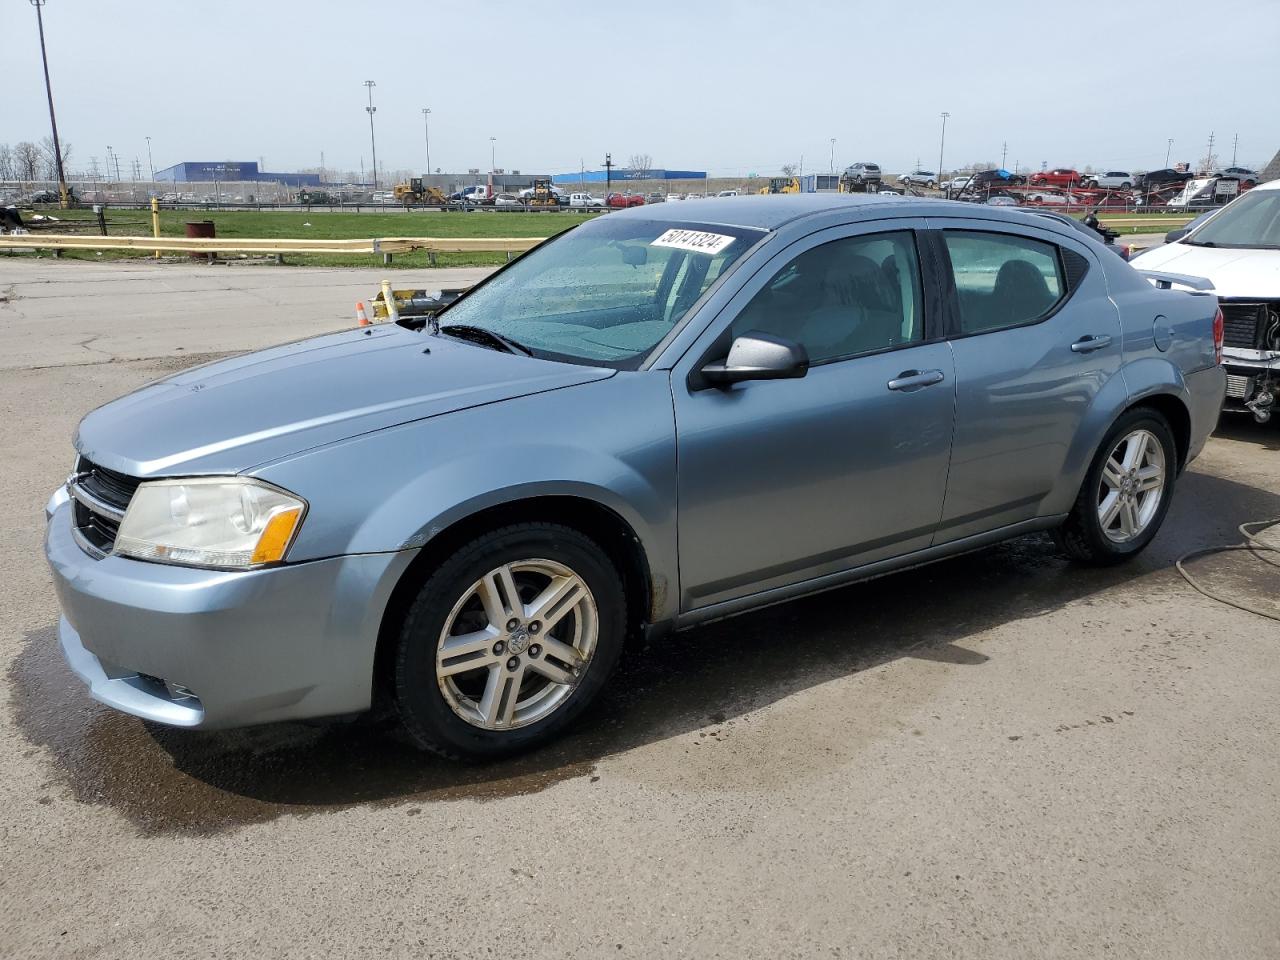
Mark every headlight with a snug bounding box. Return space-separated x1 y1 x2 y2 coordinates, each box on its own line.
114 478 306 569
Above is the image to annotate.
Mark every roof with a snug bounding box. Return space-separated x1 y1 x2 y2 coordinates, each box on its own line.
608 193 907 230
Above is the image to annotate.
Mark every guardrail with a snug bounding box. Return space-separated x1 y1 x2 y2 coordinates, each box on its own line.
0 233 544 263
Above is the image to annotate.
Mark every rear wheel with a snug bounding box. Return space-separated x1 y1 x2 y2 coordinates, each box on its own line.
1055 410 1177 565
393 523 626 759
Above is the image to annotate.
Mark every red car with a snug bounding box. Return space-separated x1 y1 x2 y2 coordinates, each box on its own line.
606 192 645 208
1029 168 1081 187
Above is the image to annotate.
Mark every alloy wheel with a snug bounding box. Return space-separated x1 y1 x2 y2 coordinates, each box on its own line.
1096 429 1166 543
435 559 598 730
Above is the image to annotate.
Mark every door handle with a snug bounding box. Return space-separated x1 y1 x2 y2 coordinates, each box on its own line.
1070 334 1112 353
887 369 945 392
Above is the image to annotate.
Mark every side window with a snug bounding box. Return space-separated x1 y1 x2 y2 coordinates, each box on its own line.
942 231 1065 335
731 231 923 363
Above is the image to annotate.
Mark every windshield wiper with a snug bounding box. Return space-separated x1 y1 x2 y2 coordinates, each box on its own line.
1183 239 1217 247
437 324 533 356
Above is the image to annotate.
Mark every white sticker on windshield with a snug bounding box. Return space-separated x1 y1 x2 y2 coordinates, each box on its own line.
651 228 735 255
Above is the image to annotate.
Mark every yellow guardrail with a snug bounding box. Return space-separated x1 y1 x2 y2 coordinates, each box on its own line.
0 234 545 256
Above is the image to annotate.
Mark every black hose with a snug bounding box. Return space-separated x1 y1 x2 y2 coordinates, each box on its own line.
1175 519 1280 622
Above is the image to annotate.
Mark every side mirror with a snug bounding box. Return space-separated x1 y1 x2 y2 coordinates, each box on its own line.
1165 227 1189 243
699 331 809 387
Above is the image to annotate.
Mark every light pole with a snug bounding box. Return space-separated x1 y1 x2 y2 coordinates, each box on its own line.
1165 138 1173 168
422 108 432 175
363 80 378 189
30 0 70 206
145 136 154 181
829 138 836 175
489 137 496 173
938 112 950 197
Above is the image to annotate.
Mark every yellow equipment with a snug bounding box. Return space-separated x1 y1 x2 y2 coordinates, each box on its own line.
758 177 800 195
528 177 559 207
394 177 449 205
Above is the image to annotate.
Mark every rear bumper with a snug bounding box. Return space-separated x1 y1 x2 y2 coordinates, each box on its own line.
45 501 415 729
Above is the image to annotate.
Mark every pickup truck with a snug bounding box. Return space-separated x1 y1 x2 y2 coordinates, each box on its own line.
568 193 604 208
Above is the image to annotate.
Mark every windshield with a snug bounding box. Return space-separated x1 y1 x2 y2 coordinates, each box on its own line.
1186 190 1280 248
436 217 765 367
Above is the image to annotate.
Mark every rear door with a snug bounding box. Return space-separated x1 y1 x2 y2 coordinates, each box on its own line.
925 217 1121 543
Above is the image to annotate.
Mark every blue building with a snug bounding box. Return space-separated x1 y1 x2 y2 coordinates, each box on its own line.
154 161 321 187
551 168 706 184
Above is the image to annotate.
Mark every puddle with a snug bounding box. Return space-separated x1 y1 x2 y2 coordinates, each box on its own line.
14 485 1270 837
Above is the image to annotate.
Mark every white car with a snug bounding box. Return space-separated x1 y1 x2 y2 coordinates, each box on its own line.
493 193 523 207
1213 167 1260 186
567 193 604 208
1083 171 1134 189
666 193 683 202
716 190 739 198
985 195 1019 206
1130 179 1280 422
898 170 938 188
941 175 972 193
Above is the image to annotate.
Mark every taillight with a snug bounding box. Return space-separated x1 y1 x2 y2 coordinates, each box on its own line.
1212 306 1224 365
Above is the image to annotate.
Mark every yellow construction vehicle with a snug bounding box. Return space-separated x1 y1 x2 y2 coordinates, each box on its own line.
758 177 801 195
528 177 561 207
393 177 449 205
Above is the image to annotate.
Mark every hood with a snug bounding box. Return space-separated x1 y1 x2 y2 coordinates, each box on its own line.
76 325 614 477
1131 242 1280 298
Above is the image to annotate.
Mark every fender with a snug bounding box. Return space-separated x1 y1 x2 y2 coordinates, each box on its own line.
250 373 681 622
1041 356 1189 516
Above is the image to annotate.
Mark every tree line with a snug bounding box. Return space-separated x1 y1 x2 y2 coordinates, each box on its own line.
0 138 74 181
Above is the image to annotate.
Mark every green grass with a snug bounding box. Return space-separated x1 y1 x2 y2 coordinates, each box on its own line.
10 209 601 268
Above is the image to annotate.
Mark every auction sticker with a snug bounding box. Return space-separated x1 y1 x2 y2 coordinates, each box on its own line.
651 229 735 255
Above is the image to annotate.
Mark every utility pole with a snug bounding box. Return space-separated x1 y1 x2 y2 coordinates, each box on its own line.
829 138 836 175
145 136 155 180
363 80 378 189
1165 138 1173 168
422 108 432 175
938 112 950 196
1232 133 1238 166
30 0 70 206
1001 141 1007 170
320 150 325 184
489 136 496 172
604 153 614 198
1206 131 1215 172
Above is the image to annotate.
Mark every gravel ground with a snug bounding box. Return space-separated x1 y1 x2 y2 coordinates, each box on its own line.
1 260 1277 960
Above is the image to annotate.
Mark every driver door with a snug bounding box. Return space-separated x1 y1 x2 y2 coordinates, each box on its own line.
671 221 957 613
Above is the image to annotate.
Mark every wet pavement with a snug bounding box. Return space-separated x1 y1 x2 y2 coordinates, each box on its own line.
2 266 1279 958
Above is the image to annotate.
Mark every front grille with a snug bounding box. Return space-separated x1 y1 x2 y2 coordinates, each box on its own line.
70 457 141 557
1219 300 1279 351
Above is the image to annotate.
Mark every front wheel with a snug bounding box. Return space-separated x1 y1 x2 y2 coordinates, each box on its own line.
1054 410 1177 565
393 523 627 759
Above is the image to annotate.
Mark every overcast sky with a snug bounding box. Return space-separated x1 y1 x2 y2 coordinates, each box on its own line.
5 0 1278 178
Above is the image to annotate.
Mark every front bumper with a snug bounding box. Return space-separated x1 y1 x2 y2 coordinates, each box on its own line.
1222 352 1277 415
45 500 415 729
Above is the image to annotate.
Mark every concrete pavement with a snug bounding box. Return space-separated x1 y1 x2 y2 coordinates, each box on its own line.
1 258 1278 960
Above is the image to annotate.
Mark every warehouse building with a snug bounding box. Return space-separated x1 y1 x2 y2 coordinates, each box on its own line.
154 161 321 187
551 168 707 184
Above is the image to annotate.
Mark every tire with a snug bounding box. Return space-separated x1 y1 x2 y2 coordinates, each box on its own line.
1120 182 1131 189
392 523 627 759
927 180 936 189
1054 409 1178 565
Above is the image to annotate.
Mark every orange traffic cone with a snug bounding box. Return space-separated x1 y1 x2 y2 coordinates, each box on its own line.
356 301 370 326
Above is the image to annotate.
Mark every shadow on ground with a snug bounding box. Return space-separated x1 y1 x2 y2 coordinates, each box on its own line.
11 469 1279 836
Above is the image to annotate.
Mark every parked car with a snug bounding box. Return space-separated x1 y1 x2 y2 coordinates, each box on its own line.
493 193 523 207
942 175 972 193
646 193 666 204
1135 169 1194 192
898 170 938 188
1163 209 1218 244
716 189 740 198
666 193 683 202
1212 167 1259 186
1132 179 1279 421
985 195 1019 206
606 192 645 208
568 192 604 208
842 162 882 188
962 169 1027 193
46 195 1224 758
1083 171 1134 189
1029 168 1082 188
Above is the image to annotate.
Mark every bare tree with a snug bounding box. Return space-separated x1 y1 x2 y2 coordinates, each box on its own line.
780 163 798 177
1197 152 1219 174
14 142 42 181
628 153 653 180
38 136 71 180
0 144 13 181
